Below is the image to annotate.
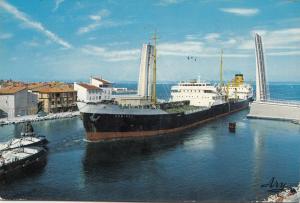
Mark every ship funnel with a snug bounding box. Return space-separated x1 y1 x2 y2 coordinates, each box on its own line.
137 44 155 99
255 33 268 101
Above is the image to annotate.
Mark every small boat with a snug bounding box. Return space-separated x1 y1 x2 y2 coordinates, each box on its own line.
0 147 47 180
229 122 236 133
266 183 300 202
0 136 48 151
20 121 37 137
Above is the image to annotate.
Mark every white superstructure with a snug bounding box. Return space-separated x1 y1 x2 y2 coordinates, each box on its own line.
226 84 253 100
170 79 225 107
223 74 253 100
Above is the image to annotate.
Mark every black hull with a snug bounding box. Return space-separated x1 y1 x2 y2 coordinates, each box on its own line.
82 100 250 141
0 148 48 181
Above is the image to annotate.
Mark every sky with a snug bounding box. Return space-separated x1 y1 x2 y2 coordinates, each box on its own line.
1 0 300 82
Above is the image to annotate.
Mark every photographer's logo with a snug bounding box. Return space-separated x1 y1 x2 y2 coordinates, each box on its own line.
261 177 289 192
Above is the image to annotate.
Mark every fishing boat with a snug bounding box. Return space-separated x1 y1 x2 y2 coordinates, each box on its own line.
0 147 47 180
0 136 48 151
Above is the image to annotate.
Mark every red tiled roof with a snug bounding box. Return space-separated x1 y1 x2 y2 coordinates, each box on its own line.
92 77 112 84
37 84 75 93
78 83 100 90
0 86 27 95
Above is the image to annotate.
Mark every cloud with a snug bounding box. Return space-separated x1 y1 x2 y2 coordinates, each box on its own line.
78 22 101 35
220 8 259 16
204 33 220 41
0 32 13 39
158 41 204 56
53 0 64 12
81 45 140 61
267 51 300 56
239 27 300 50
78 9 131 35
158 40 249 57
156 0 186 6
0 0 72 48
23 40 40 47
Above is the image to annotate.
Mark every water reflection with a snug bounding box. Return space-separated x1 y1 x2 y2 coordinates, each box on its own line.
252 120 266 200
82 132 189 183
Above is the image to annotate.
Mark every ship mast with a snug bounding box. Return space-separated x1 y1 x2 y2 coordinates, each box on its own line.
151 32 158 105
220 49 223 87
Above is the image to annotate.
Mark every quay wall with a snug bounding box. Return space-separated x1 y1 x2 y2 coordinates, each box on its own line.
247 101 300 121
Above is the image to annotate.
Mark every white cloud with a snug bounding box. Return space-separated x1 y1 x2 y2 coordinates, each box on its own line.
0 0 72 49
81 45 140 61
53 0 64 12
78 22 101 35
157 0 185 6
23 40 40 47
78 9 127 35
89 15 102 21
267 51 300 56
158 41 204 56
204 33 220 41
239 27 300 50
220 8 259 16
158 40 249 57
0 32 13 39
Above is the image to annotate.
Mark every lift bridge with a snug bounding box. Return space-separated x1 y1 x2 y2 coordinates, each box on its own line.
247 34 300 122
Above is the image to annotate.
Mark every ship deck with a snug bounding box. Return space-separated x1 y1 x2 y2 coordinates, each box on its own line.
164 105 205 114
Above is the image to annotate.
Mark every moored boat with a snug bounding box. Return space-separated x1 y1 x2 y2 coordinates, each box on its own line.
0 147 47 180
0 136 48 151
0 121 48 151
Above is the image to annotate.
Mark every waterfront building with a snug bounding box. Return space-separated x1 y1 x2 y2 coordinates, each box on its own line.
74 83 102 102
90 77 112 100
32 84 77 113
0 86 38 118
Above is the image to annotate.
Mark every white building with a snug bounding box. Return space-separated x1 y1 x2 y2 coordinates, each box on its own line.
0 86 38 118
90 77 113 100
74 83 102 103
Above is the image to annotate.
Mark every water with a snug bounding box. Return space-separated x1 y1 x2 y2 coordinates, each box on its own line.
0 83 300 201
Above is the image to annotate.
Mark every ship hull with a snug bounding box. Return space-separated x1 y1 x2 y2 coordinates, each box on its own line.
80 99 250 142
0 147 47 181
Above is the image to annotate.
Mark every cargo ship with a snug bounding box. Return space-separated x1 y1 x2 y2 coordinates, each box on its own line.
77 36 253 142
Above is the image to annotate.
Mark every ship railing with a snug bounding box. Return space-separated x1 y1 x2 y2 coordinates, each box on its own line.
119 104 158 110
